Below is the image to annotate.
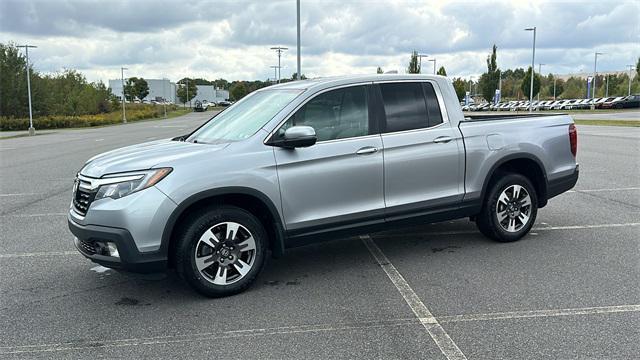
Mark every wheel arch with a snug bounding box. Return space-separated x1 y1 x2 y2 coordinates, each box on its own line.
481 154 549 208
161 187 286 267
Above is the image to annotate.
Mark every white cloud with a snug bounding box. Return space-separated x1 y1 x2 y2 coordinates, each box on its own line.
0 0 637 83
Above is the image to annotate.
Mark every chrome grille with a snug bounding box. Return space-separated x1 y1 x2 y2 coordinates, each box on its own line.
72 177 97 216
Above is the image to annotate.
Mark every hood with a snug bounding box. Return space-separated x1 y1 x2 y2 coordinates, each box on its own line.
80 139 228 177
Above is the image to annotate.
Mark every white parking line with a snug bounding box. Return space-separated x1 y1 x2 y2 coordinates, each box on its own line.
2 303 638 355
360 235 467 360
2 212 67 218
439 304 640 323
0 251 77 258
0 193 39 197
568 187 640 193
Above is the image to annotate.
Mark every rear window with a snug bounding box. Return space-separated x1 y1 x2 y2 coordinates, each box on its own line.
423 83 443 127
379 82 428 132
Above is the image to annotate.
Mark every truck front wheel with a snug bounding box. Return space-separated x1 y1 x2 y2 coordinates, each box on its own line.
476 173 538 242
175 205 267 297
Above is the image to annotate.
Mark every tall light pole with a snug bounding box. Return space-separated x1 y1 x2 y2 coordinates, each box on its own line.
296 0 301 80
417 54 429 74
163 78 167 118
121 67 127 123
553 76 557 100
186 78 191 108
428 58 436 75
593 52 603 98
605 74 609 97
626 65 635 96
270 65 278 84
537 63 545 101
18 45 37 135
525 27 536 113
270 46 288 83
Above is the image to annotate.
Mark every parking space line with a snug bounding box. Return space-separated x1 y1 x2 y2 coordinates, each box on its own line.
439 304 640 323
0 193 40 197
0 251 77 259
360 235 467 360
1 212 67 218
568 187 640 193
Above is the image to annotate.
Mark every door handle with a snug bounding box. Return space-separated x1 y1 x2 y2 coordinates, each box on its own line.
433 136 453 144
356 146 379 155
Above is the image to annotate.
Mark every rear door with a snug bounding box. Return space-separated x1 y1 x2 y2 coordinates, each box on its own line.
375 81 464 219
271 84 385 234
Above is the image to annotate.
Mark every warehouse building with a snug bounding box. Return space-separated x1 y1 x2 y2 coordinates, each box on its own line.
108 78 177 103
193 85 229 103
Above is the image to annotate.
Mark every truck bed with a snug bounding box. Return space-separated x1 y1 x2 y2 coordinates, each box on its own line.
463 113 568 122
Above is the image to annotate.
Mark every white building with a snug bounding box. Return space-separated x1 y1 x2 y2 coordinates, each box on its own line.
108 78 177 103
193 85 229 103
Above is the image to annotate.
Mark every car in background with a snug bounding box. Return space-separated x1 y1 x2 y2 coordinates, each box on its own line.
600 96 626 109
194 100 205 112
606 95 640 109
217 100 232 107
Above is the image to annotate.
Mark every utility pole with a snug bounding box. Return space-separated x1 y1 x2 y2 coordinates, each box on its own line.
270 46 288 83
163 78 167 118
525 27 536 113
593 52 603 98
296 0 301 80
428 58 436 75
553 76 557 100
270 66 279 84
186 78 190 108
627 65 635 96
417 54 429 74
121 67 127 123
605 74 609 97
18 45 37 135
537 63 545 101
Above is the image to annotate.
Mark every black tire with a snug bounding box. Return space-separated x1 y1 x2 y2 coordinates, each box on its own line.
175 205 267 297
476 173 538 242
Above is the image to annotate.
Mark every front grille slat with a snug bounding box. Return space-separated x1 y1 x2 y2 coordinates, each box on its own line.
73 177 97 216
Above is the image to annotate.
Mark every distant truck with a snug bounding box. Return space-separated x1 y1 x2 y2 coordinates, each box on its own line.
69 75 579 297
193 100 205 112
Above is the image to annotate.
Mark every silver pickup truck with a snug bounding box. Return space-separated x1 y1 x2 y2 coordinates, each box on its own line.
68 74 579 297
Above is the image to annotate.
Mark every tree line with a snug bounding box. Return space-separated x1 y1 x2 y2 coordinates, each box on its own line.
406 47 639 102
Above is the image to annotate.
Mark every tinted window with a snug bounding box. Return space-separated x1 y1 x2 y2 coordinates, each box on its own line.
380 82 428 132
423 83 443 127
279 86 369 142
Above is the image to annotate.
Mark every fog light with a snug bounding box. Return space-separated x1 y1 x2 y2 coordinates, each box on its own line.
106 242 120 258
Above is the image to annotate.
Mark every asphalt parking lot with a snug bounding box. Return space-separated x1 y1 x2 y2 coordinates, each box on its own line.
1 112 638 359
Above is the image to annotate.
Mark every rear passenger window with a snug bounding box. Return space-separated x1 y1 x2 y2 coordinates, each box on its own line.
379 82 428 132
278 86 369 142
423 83 443 127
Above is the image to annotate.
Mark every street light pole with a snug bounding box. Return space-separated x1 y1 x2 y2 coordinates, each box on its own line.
417 54 429 74
593 52 603 98
605 74 609 97
296 0 301 80
537 63 545 101
186 78 190 108
428 58 436 75
18 45 37 135
627 65 635 96
270 46 288 83
525 27 536 113
553 77 557 100
121 67 127 123
270 65 278 84
163 78 167 118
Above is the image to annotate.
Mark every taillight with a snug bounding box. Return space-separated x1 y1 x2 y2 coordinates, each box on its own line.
569 123 577 157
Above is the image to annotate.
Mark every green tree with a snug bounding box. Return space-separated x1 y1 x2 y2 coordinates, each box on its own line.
452 77 466 101
407 51 420 74
176 79 197 104
479 44 500 102
123 77 137 102
133 78 149 101
437 66 447 76
520 66 541 99
0 43 31 118
377 66 384 74
230 81 248 100
636 57 640 79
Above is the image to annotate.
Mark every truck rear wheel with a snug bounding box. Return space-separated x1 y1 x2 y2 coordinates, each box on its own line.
175 205 267 297
476 173 538 242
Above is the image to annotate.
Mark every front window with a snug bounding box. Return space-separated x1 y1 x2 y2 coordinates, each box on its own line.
188 89 303 143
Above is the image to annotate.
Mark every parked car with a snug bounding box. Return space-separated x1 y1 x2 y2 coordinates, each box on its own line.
607 95 640 109
600 96 626 109
69 74 579 297
217 100 232 107
193 100 205 112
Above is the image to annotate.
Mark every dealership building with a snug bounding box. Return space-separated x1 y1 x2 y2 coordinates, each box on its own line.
108 79 229 104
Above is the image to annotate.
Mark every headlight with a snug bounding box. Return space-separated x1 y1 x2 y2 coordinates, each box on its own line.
94 168 172 200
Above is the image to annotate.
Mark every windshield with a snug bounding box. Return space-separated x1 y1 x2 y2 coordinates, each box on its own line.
188 89 303 143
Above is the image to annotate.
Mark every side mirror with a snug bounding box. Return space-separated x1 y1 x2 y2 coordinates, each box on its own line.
267 126 317 148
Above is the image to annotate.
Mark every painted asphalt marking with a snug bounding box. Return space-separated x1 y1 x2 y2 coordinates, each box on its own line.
0 251 77 258
1 212 67 218
438 304 640 323
3 304 637 355
568 187 640 193
0 193 40 197
360 235 467 360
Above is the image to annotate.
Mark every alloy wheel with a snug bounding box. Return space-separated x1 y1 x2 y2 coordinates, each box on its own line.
496 185 532 232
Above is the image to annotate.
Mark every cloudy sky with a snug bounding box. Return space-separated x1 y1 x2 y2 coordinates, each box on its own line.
1 0 638 84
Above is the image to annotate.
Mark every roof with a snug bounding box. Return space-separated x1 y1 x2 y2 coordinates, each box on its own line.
265 74 448 92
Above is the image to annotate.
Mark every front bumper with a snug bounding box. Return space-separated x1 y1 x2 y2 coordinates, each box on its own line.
68 217 167 273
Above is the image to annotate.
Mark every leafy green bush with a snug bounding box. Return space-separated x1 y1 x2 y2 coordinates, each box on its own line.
1 104 179 131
